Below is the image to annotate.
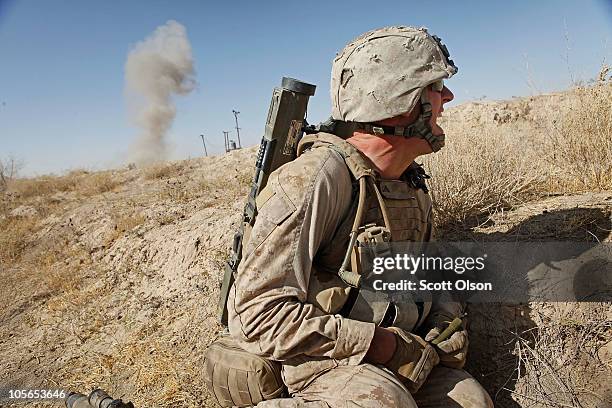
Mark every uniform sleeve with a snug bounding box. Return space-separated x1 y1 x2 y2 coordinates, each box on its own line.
228 149 375 364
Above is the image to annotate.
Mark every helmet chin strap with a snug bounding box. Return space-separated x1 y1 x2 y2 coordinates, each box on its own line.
354 90 446 152
412 91 445 152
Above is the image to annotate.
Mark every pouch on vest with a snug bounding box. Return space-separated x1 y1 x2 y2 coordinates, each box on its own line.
203 334 286 407
350 223 392 274
347 224 423 332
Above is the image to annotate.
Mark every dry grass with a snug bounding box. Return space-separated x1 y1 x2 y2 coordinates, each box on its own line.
541 83 612 191
153 165 253 206
158 180 193 203
144 162 184 180
47 306 209 408
508 303 611 408
425 81 611 227
10 174 79 199
78 172 121 196
105 212 146 246
8 170 121 200
468 301 612 408
40 249 87 293
0 214 40 264
423 121 541 226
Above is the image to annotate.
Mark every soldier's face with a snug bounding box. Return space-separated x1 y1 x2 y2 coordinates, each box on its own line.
427 85 454 136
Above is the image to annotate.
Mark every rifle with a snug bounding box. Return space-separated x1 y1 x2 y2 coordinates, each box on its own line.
217 77 316 325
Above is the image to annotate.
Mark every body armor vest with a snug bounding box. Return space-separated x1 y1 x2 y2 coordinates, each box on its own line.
298 133 433 333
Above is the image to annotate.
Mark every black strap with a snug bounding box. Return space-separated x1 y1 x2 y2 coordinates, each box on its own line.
352 100 444 153
355 122 416 137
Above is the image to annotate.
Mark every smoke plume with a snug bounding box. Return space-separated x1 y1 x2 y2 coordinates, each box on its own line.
125 20 196 165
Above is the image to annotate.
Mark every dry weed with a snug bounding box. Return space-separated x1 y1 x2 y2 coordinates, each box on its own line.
195 170 252 198
159 180 192 203
116 338 191 404
78 172 121 196
155 212 181 226
426 82 611 227
423 121 541 226
10 174 79 199
144 162 183 180
9 170 121 200
508 303 612 408
105 212 146 246
0 214 40 264
541 83 612 191
156 170 253 205
39 249 86 293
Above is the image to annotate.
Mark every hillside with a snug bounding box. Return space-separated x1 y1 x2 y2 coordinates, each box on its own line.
1 84 611 408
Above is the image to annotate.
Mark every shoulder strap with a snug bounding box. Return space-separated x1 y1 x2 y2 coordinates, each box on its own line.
298 132 394 288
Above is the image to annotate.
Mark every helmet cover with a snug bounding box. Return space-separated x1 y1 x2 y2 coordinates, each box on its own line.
331 26 458 123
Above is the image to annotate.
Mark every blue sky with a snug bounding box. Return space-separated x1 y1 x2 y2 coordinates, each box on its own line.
0 0 610 176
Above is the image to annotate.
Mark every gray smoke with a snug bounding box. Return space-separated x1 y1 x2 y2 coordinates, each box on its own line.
125 20 196 165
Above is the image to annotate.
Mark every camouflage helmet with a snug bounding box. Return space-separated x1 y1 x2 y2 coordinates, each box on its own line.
331 26 458 123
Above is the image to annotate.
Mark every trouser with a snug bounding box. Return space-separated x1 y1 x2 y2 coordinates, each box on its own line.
256 364 493 408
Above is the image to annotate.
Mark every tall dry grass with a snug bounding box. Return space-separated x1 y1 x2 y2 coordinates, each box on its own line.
541 83 612 191
423 121 541 226
511 302 611 408
143 162 184 180
424 81 611 227
0 214 40 264
8 170 121 200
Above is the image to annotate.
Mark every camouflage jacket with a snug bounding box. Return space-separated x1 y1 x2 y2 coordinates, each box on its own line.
227 133 456 392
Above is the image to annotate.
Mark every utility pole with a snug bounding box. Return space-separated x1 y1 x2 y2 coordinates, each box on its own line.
199 134 208 157
232 110 242 149
223 131 230 152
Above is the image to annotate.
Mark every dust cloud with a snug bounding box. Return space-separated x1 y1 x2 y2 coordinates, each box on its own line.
125 20 196 165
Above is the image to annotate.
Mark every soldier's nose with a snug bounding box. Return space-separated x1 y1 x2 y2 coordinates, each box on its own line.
442 86 454 104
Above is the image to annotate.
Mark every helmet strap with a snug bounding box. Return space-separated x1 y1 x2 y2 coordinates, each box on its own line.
414 92 445 152
354 91 445 152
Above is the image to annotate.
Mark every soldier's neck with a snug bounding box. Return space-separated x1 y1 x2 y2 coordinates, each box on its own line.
346 132 425 180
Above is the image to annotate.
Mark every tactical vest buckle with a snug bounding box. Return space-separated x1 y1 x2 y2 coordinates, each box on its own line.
359 223 391 245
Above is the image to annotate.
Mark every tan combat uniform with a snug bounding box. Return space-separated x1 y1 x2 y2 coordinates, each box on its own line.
228 133 493 408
